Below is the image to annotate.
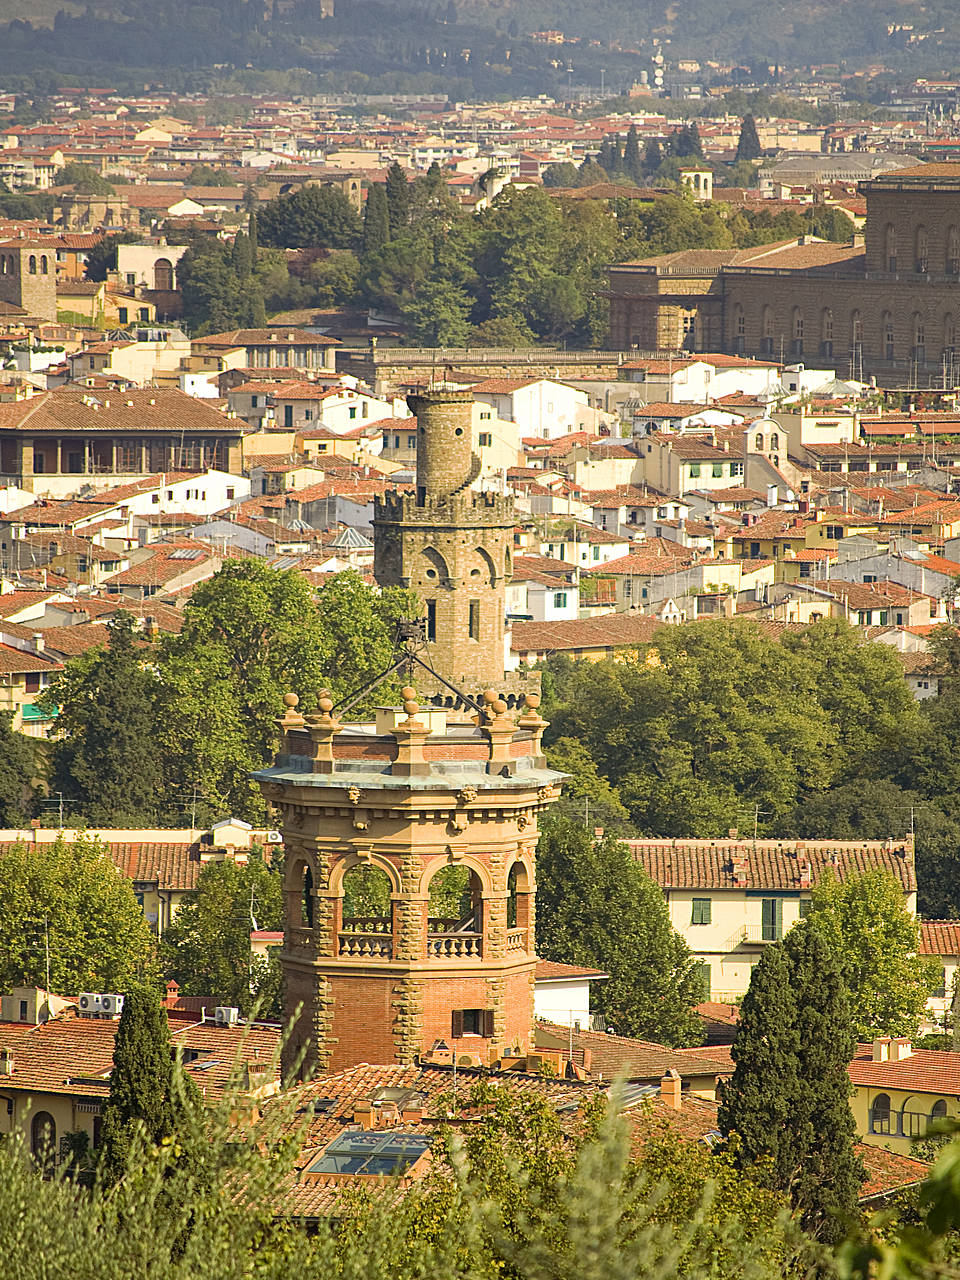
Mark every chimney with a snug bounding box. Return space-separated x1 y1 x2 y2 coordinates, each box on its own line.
660 1069 682 1110
890 1037 913 1062
872 1037 891 1062
732 855 748 887
32 631 44 653
0 1048 13 1076
163 979 179 1009
766 484 778 508
353 1099 375 1129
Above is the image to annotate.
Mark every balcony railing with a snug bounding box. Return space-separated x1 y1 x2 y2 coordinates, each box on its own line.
338 933 392 958
724 925 782 948
341 916 391 934
427 932 482 959
506 928 527 952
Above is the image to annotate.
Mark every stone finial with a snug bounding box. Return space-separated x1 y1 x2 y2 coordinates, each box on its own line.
517 691 548 759
305 687 343 774
482 696 515 770
278 690 305 751
391 683 430 777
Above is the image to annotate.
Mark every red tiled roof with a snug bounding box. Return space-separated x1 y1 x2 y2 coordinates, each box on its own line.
535 961 608 981
628 838 916 893
920 920 960 957
849 1043 960 1093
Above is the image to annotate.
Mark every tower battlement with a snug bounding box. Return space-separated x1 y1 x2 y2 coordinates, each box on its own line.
374 487 514 526
257 687 564 1077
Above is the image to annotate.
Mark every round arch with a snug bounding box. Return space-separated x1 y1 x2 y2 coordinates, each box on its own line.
473 545 498 587
417 853 493 897
419 545 450 584
330 850 402 897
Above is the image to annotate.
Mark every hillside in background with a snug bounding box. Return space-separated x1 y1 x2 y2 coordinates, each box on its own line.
0 0 958 92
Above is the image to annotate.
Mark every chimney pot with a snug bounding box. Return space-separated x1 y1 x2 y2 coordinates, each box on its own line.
660 1068 682 1109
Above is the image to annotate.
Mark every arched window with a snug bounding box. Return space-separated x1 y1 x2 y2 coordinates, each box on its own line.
949 226 960 275
0 256 5 274
821 307 834 356
506 860 533 951
733 304 745 350
914 312 926 361
755 433 764 450
885 223 897 272
154 257 173 291
28 255 36 275
39 255 48 275
851 310 862 347
770 432 780 449
339 863 393 959
301 863 314 928
427 865 483 959
883 311 895 360
931 1099 948 1124
760 305 774 354
870 1093 892 1134
916 224 929 273
31 1110 57 1164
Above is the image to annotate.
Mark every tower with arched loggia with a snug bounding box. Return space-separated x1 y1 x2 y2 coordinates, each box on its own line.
373 384 536 710
255 683 564 1079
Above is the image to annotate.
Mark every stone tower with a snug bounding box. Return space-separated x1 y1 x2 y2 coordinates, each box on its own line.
0 241 58 321
255 686 564 1078
373 386 526 707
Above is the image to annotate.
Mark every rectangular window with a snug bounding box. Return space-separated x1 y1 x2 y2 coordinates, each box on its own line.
694 961 711 1000
452 1008 494 1037
469 600 480 640
731 461 744 476
689 464 701 478
126 272 136 286
933 967 947 999
592 545 600 561
480 410 491 420
226 487 234 500
478 432 493 447
348 406 357 419
798 899 812 920
712 464 723 478
691 898 712 925
117 307 128 324
553 592 567 609
761 897 783 942
24 673 40 694
426 599 436 642
18 999 27 1021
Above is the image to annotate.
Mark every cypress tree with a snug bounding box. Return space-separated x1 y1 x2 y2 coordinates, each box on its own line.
362 183 390 256
736 114 762 162
248 212 258 267
384 161 410 238
719 926 864 1243
642 139 662 177
230 230 252 279
98 986 191 1186
624 124 643 182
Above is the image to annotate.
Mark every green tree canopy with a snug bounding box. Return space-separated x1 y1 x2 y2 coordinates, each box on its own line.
257 184 361 250
735 114 762 162
83 230 141 282
806 868 940 1040
58 161 114 194
41 613 164 826
98 985 197 1187
719 925 863 1243
161 851 283 1016
0 832 154 994
536 818 705 1045
0 710 36 825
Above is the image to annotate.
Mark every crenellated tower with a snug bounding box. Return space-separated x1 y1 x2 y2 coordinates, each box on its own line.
373 385 533 708
255 685 564 1079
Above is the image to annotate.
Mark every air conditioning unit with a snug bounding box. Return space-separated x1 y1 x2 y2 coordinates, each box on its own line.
78 993 102 1016
99 994 124 1017
266 831 282 845
215 1006 240 1027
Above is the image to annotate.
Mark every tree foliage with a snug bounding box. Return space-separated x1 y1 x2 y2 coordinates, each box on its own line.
806 868 940 1040
536 818 705 1045
98 985 197 1186
735 115 763 162
257 184 361 250
161 851 283 1016
719 926 864 1243
0 832 154 994
0 709 36 824
41 613 164 826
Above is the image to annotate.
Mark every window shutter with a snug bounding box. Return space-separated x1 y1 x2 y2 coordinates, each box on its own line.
451 1009 464 1039
481 1009 495 1038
